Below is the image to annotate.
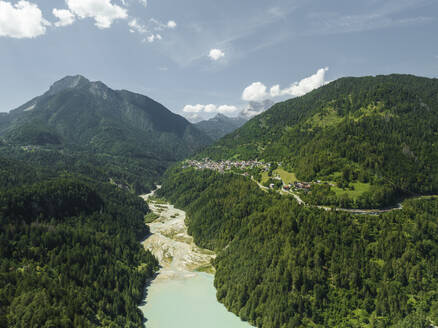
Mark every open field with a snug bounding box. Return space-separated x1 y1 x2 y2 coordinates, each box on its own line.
261 168 297 185
275 168 297 184
331 181 372 200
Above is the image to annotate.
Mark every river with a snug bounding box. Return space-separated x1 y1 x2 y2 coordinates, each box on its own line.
139 188 252 328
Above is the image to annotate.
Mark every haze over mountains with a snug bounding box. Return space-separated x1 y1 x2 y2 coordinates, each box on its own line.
195 113 247 140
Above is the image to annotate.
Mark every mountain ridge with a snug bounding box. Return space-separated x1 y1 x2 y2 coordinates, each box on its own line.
1 75 212 160
199 74 438 208
194 113 247 140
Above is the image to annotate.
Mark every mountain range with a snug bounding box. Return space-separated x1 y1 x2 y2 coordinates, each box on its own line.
194 113 247 140
0 75 216 193
0 75 211 160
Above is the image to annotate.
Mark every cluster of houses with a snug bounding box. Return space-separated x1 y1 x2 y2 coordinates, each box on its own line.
293 182 312 190
184 158 317 193
276 182 312 191
183 158 270 173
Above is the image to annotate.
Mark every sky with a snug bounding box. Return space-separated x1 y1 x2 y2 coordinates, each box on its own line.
0 0 437 121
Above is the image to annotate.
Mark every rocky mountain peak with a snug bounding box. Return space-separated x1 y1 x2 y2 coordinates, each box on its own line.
47 75 90 95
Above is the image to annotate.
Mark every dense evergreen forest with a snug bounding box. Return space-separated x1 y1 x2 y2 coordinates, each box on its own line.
0 156 159 327
200 75 438 208
0 143 162 194
158 167 438 327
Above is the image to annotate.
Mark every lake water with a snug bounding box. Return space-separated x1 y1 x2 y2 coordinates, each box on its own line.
140 272 252 328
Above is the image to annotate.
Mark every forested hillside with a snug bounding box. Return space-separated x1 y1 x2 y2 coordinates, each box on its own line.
0 75 212 188
0 157 159 327
0 143 161 194
158 167 438 327
201 74 438 208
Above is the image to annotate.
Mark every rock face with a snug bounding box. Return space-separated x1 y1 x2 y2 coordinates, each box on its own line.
0 75 212 160
195 113 247 140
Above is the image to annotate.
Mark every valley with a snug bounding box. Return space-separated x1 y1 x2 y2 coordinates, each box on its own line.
1 73 438 328
139 188 252 327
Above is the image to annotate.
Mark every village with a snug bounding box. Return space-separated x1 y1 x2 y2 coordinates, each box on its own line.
183 158 315 192
183 158 270 173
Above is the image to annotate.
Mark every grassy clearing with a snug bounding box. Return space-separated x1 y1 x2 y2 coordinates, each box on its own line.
261 171 270 184
274 168 297 184
261 168 297 185
148 196 167 204
144 212 159 223
332 181 372 200
306 107 343 129
195 263 215 274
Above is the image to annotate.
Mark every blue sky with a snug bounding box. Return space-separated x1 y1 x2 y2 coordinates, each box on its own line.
0 0 437 121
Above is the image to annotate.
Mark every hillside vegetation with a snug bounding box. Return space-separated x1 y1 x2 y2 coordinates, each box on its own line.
201 75 438 208
158 167 438 328
0 75 212 190
0 157 159 327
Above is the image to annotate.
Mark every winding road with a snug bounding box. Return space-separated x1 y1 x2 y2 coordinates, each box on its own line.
251 176 437 215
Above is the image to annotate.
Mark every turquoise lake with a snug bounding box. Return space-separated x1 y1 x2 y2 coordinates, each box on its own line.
140 272 252 328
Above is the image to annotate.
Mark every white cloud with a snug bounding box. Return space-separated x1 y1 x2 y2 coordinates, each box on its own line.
130 17 174 42
279 67 329 97
129 18 147 33
143 34 162 42
241 100 274 118
147 34 155 42
183 104 204 113
204 104 217 113
53 9 75 27
269 84 281 97
209 48 225 61
149 18 176 31
242 82 268 102
217 105 238 113
167 20 176 29
0 0 50 38
66 0 128 29
240 68 329 118
138 0 147 7
242 67 329 103
183 104 239 114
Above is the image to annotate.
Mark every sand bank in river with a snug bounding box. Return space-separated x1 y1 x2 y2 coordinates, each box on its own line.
140 188 215 282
